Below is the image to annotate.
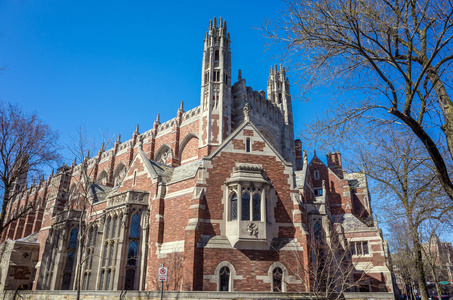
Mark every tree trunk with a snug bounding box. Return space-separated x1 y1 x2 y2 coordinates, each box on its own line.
413 237 430 300
0 185 11 238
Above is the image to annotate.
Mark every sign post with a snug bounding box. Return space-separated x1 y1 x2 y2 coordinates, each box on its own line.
158 264 167 300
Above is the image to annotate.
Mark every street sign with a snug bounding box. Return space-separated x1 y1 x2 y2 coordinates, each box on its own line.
440 281 449 285
158 266 168 282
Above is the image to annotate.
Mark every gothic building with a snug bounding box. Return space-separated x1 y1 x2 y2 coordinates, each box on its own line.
0 18 394 296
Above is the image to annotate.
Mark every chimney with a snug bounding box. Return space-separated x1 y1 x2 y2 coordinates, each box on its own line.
326 152 343 178
295 139 303 171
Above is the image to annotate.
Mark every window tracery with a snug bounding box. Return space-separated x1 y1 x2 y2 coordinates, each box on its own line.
83 224 97 290
62 227 78 290
124 212 141 290
99 215 119 290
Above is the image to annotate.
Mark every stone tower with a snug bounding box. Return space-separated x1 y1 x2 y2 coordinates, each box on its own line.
267 64 295 165
199 17 232 153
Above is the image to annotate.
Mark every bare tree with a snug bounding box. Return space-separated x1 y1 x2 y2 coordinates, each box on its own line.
264 0 453 200
346 128 452 300
67 127 112 300
0 102 60 237
275 222 371 299
389 226 419 300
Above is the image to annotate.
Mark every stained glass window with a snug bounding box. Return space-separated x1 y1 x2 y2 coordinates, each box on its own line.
242 192 250 221
219 267 230 291
68 228 78 249
127 240 138 267
124 213 141 290
62 227 78 290
130 214 140 238
252 193 261 221
230 193 237 221
313 222 322 242
64 251 75 271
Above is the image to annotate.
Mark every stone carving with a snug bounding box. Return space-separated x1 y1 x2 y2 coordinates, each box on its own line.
159 149 172 164
247 223 259 237
243 103 251 121
234 163 263 173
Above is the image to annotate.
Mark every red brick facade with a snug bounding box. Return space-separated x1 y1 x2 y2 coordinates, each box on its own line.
0 18 394 297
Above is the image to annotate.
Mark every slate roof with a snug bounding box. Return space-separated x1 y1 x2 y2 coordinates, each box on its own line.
15 231 39 243
332 213 369 231
89 184 113 203
168 159 202 183
149 159 202 184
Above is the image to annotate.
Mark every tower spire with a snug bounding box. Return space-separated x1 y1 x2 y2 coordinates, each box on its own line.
199 18 232 152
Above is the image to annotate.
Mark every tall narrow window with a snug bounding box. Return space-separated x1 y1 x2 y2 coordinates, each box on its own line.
215 50 219 62
124 213 141 290
241 192 250 221
230 193 238 221
272 267 283 292
252 193 261 221
219 267 230 291
124 269 135 290
314 170 320 180
62 227 78 290
246 138 250 152
132 171 137 186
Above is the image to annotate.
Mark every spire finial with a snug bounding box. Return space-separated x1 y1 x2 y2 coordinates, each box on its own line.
72 157 77 166
238 69 242 81
155 113 160 124
179 101 184 112
243 103 251 122
214 17 217 28
314 149 317 157
135 124 139 134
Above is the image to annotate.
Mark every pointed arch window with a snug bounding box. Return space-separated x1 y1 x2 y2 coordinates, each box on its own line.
62 227 78 290
272 267 283 292
83 224 97 290
241 192 250 221
124 213 141 290
230 193 238 221
252 193 261 221
219 267 230 291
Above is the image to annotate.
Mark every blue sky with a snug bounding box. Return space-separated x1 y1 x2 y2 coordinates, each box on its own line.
3 1 450 243
0 0 328 163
